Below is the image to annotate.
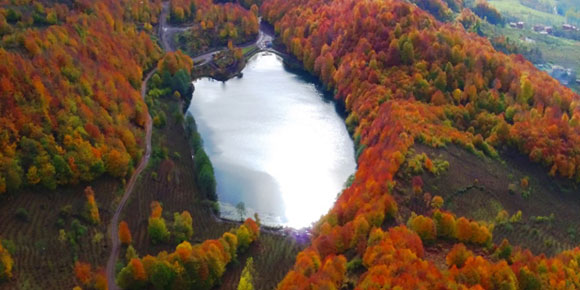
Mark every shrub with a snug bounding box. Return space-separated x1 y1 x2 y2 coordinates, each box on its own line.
148 217 170 245
117 220 260 290
433 210 457 239
198 163 217 201
116 258 147 289
520 177 529 189
70 219 88 243
153 111 167 128
431 195 444 209
507 183 517 195
0 240 15 255
84 186 100 224
495 210 509 224
412 176 424 194
446 243 473 268
494 239 512 262
238 257 255 290
15 207 29 222
509 210 522 223
74 261 92 285
518 267 541 290
0 240 14 280
346 257 363 271
148 201 170 244
407 213 436 243
125 245 138 262
173 211 193 243
236 225 252 252
60 204 73 218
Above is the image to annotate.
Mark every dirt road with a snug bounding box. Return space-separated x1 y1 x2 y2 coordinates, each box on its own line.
105 68 155 290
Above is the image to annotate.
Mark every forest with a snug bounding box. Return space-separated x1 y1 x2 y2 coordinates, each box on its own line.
172 0 259 55
0 0 163 194
2 0 580 288
261 0 580 287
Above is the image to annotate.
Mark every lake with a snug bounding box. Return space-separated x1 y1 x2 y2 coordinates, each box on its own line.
188 52 356 228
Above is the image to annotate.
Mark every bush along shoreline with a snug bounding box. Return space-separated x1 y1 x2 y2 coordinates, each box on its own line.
148 51 219 211
184 114 218 205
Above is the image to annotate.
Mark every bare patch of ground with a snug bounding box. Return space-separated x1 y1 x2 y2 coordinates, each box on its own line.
395 143 579 256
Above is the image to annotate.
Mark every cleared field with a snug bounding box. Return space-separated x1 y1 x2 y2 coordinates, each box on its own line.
485 23 580 67
395 143 580 256
480 22 580 92
120 96 305 289
482 0 580 92
489 0 565 25
0 177 124 289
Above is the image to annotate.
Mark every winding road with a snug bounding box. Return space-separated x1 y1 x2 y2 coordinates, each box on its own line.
159 2 274 65
105 68 155 290
106 3 275 289
159 2 220 65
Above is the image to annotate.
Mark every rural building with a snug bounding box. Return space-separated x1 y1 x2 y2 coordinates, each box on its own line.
533 25 544 32
517 22 525 29
545 26 553 34
563 24 573 30
509 22 517 28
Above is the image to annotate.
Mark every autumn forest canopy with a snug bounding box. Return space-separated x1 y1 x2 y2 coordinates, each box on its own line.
2 0 580 288
0 0 162 194
261 0 580 287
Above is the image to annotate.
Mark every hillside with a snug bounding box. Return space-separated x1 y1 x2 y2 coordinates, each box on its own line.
2 0 580 288
261 0 580 287
0 0 163 288
0 0 162 194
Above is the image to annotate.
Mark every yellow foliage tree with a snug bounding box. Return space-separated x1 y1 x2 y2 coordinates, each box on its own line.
0 241 14 280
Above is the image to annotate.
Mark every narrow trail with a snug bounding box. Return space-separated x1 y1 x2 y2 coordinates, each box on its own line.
105 68 155 290
105 3 171 288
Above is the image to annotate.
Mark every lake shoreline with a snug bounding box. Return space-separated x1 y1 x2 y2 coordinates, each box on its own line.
188 52 357 229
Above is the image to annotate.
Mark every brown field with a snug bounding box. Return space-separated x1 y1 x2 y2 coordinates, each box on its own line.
395 143 580 256
120 96 305 289
0 81 304 290
0 176 124 289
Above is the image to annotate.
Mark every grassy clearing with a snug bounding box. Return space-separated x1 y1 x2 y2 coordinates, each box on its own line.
488 0 565 25
483 23 580 68
242 45 256 55
394 143 579 256
480 22 580 92
480 0 580 91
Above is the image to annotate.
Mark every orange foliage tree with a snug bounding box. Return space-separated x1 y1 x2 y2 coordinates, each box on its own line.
0 0 163 195
118 220 132 245
446 243 473 268
84 186 100 224
259 0 580 286
148 201 169 244
117 218 260 289
74 261 107 290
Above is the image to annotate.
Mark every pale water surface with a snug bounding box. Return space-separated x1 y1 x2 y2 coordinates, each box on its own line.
188 52 356 228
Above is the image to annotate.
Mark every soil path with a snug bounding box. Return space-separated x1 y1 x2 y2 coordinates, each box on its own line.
105 68 155 290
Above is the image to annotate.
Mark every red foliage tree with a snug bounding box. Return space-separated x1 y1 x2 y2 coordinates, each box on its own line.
119 220 133 245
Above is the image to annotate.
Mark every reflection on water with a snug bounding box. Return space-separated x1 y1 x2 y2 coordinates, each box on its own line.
188 53 356 228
